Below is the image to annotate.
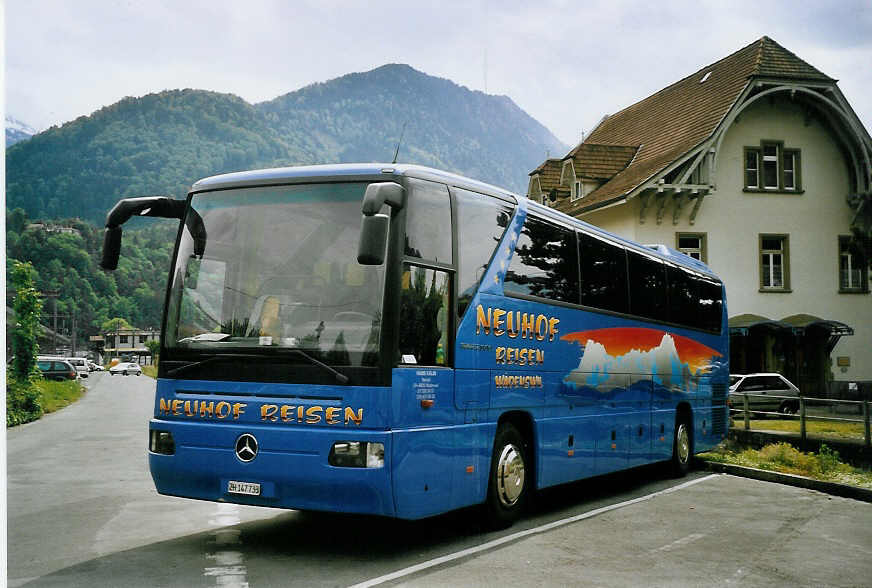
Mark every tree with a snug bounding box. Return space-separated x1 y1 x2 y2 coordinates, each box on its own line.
101 317 133 332
145 339 161 363
10 261 43 380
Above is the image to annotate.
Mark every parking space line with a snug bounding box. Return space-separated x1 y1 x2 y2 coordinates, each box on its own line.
349 474 719 588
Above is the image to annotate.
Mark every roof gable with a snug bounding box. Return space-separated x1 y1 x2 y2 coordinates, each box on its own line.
546 36 837 213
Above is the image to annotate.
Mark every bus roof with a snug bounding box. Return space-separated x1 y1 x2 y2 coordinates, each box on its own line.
190 163 518 203
191 163 717 280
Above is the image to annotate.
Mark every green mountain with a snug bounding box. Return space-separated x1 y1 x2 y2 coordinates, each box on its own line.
6 64 566 224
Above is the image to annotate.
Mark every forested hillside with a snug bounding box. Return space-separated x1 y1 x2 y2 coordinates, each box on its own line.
5 64 566 344
259 64 566 191
6 209 175 345
6 90 292 224
6 64 565 224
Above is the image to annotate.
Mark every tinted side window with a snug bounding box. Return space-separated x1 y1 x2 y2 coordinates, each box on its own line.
628 251 668 322
454 188 513 318
505 217 579 304
699 277 724 333
667 265 698 327
404 179 452 263
579 232 629 314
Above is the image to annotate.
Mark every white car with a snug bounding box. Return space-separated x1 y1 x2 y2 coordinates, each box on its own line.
65 356 90 378
729 373 800 415
109 362 142 376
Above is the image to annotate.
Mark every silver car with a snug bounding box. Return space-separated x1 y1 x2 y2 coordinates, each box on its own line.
729 373 800 415
109 362 142 376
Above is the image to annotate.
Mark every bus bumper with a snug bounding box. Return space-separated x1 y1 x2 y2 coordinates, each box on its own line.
148 419 395 517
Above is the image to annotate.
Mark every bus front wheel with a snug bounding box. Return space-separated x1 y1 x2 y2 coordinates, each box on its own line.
484 423 529 528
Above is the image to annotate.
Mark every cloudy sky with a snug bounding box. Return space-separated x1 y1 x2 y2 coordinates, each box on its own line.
5 0 872 146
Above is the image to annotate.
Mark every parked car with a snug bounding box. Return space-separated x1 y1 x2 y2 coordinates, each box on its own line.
109 362 142 376
729 373 800 415
88 361 104 372
62 356 90 379
36 359 78 381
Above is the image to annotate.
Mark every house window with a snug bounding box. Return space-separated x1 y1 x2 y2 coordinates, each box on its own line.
571 180 582 202
744 142 801 192
762 143 778 189
744 149 759 188
139 335 149 344
839 236 868 292
676 233 707 263
119 335 129 344
783 150 798 190
760 235 790 291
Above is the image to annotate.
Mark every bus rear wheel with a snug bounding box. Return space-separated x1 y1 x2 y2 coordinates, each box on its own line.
671 418 692 477
484 423 529 528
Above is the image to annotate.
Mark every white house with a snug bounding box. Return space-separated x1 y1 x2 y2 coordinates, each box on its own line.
529 37 871 396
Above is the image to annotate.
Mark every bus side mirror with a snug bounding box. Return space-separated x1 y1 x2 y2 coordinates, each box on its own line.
101 226 123 270
357 182 404 265
362 182 404 214
358 214 389 265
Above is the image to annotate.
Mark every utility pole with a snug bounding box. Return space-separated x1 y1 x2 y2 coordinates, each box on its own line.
40 290 60 354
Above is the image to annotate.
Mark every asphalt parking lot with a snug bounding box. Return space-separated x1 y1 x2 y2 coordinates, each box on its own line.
8 373 872 587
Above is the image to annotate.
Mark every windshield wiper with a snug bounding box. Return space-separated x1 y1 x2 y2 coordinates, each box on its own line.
165 351 350 384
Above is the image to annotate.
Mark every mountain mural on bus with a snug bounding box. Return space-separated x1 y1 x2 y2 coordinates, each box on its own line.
560 327 723 394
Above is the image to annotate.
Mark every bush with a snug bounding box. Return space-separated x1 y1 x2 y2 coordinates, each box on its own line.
817 444 843 474
6 375 44 426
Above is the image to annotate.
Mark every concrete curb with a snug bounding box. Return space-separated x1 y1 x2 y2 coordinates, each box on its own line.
705 461 872 503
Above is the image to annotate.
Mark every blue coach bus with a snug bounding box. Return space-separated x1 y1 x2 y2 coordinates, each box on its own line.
102 163 728 526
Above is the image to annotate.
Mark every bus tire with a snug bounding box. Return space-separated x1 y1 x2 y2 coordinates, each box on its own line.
671 416 692 477
484 423 529 529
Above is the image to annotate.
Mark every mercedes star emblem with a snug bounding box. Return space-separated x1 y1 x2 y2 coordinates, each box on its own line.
235 433 258 462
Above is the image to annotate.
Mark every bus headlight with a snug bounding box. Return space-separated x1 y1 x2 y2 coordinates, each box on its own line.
329 441 384 468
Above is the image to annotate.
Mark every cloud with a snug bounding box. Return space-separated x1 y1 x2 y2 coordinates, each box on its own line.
5 0 871 147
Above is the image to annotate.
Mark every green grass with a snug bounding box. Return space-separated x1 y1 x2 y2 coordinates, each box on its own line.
34 378 85 414
741 419 866 441
700 441 872 489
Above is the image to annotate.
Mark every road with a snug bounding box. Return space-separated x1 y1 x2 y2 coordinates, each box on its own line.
7 372 872 587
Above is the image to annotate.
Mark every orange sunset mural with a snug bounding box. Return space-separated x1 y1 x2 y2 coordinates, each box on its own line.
561 327 723 389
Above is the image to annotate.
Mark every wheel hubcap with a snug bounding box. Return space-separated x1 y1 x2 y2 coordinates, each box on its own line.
496 443 525 507
677 424 690 464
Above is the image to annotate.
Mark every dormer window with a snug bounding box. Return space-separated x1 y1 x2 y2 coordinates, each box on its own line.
744 141 801 193
572 181 582 201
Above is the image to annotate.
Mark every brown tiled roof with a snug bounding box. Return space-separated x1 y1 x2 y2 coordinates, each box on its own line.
529 158 568 194
564 143 639 180
553 36 834 213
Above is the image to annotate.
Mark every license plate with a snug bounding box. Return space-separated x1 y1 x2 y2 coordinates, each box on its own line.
227 480 261 496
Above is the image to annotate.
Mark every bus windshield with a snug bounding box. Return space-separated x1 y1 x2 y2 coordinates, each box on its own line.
165 182 385 368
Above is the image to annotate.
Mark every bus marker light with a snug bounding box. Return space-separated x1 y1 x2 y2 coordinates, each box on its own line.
420 399 434 409
611 443 617 450
567 450 574 457
466 465 474 473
